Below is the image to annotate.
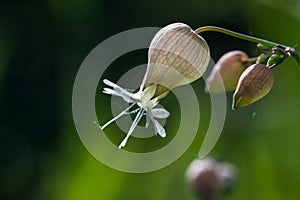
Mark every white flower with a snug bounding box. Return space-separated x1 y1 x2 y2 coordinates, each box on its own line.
101 80 170 148
98 23 210 148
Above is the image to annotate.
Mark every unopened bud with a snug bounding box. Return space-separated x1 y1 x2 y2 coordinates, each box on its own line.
233 63 274 109
186 158 236 200
257 43 272 53
206 50 251 93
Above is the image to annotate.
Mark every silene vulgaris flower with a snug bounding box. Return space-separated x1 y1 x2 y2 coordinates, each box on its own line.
99 23 210 148
97 22 300 148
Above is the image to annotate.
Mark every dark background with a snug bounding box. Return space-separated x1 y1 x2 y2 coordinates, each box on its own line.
1 0 300 199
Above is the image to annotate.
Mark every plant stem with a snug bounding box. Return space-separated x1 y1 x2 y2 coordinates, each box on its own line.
294 53 300 65
195 26 279 47
195 26 300 66
288 47 300 66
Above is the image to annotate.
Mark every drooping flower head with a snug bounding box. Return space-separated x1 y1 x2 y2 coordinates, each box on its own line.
100 23 210 148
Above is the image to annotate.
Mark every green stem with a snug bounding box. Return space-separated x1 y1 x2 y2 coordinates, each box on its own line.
195 26 300 66
289 48 300 66
195 26 279 47
294 54 300 65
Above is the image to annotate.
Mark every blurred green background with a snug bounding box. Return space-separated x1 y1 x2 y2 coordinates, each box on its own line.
1 0 300 199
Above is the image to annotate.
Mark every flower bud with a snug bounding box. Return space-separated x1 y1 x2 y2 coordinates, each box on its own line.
257 43 272 54
232 63 274 109
186 158 221 200
206 50 251 93
186 158 236 200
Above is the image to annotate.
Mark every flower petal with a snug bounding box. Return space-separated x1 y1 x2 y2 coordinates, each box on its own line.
151 108 170 119
103 79 135 102
153 119 166 138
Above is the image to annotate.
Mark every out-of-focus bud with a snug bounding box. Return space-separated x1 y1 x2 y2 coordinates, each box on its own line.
216 162 236 193
257 43 272 54
185 158 236 200
206 50 252 93
232 63 274 109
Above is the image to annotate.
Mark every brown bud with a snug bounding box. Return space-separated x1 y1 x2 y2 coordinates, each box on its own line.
206 50 251 93
232 63 274 109
186 158 222 200
185 158 236 200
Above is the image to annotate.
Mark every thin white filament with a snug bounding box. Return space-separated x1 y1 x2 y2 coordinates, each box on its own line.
100 103 136 130
145 112 151 128
119 108 145 148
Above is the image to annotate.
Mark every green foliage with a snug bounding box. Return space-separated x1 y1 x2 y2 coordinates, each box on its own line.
1 0 300 199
